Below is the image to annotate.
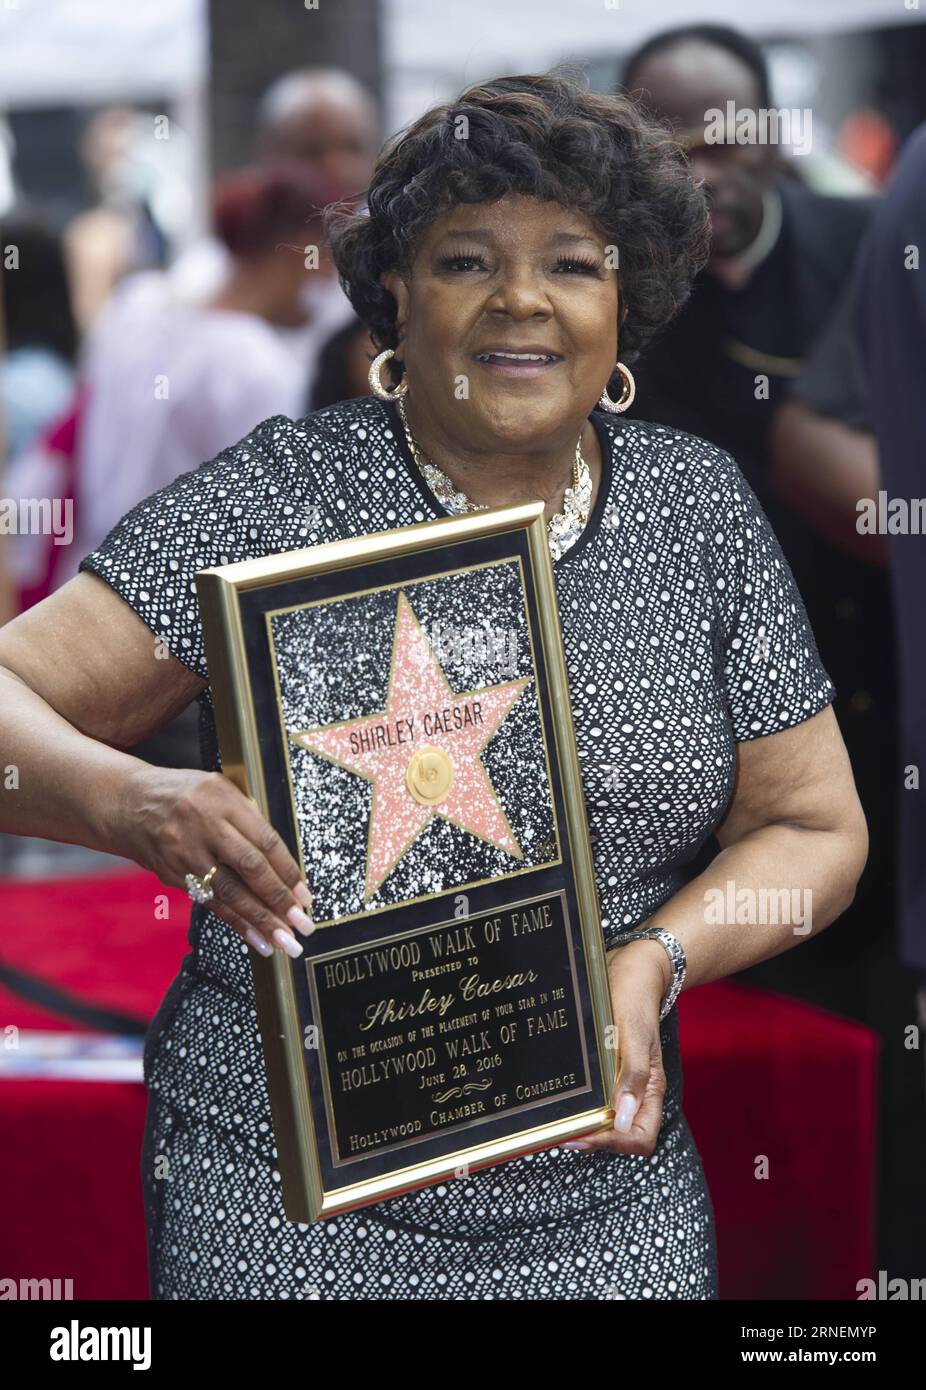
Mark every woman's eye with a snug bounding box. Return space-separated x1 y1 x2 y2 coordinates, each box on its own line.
436 253 601 275
438 254 488 272
553 257 601 275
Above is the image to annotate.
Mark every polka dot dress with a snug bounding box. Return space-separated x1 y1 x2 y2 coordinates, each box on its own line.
80 396 835 1300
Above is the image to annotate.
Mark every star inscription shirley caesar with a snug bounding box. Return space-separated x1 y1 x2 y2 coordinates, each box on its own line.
289 591 530 898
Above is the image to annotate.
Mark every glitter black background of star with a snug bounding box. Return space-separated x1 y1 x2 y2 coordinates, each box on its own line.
268 559 557 923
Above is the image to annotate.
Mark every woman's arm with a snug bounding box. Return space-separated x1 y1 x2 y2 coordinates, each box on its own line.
0 574 314 956
619 703 868 990
574 706 868 1157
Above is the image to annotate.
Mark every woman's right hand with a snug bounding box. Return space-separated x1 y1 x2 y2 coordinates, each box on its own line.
116 764 315 959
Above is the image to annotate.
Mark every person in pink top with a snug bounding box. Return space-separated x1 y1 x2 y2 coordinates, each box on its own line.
63 161 350 582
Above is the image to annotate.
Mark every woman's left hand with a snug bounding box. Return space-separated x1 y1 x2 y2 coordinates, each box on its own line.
566 937 671 1156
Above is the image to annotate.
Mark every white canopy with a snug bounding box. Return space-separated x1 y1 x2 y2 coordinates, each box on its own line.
0 0 207 108
0 0 917 113
384 0 924 131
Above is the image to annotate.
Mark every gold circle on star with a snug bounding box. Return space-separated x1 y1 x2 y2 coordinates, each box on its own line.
406 745 455 806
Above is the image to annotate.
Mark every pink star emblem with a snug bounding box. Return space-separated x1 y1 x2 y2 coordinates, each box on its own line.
290 591 529 899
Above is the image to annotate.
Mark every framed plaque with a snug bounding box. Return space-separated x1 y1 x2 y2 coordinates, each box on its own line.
196 500 615 1223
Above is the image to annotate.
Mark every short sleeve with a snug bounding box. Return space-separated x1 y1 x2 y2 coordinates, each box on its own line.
703 447 836 742
788 285 871 432
78 414 291 680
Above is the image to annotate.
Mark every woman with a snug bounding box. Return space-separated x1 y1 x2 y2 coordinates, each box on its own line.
0 75 867 1301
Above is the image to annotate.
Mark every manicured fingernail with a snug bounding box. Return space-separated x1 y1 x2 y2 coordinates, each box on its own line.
614 1093 637 1133
286 905 315 936
293 882 313 910
273 927 303 959
245 928 273 958
564 1141 590 1150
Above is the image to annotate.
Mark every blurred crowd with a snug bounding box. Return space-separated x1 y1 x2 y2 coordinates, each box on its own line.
1 68 381 611
1 24 925 1269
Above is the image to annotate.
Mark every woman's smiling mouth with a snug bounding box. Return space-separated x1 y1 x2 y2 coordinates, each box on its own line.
472 349 564 377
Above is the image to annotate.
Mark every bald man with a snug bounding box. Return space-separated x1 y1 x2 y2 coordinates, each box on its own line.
166 67 380 395
256 67 379 196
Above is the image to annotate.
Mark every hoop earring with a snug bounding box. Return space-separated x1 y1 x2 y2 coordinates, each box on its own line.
368 348 409 401
597 362 636 414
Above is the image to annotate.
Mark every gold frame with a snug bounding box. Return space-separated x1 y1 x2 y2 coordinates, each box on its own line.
196 500 615 1222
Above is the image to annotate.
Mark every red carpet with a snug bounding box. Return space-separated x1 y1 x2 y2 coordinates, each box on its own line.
0 870 190 1300
0 870 877 1299
678 981 878 1299
0 870 190 1031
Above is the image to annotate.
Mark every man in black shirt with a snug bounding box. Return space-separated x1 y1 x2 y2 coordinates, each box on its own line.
622 24 870 585
855 126 926 997
620 26 891 962
622 26 914 1270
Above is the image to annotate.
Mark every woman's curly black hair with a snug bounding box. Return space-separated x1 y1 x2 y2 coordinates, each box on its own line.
325 71 710 387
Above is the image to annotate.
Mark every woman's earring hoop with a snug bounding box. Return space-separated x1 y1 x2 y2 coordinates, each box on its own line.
597 361 636 414
368 348 409 401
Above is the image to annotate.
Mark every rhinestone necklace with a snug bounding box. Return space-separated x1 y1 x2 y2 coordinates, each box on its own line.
396 396 592 562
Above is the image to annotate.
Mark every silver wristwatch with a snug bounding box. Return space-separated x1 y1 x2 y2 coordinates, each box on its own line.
608 926 687 1021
